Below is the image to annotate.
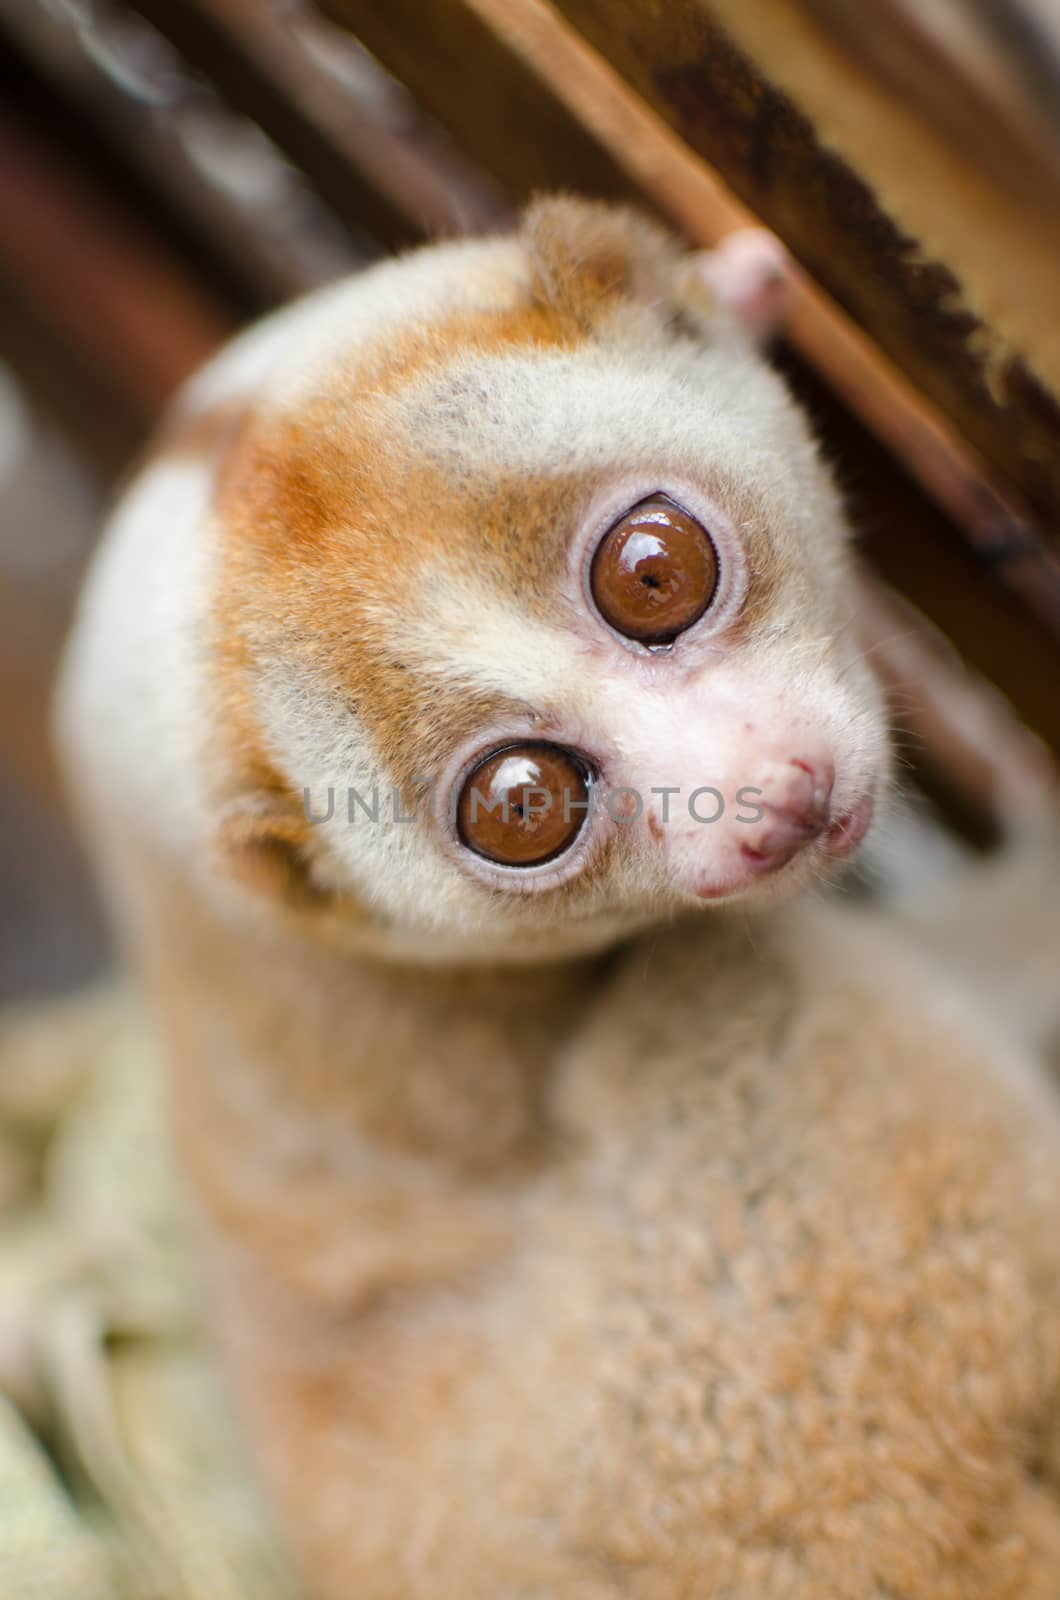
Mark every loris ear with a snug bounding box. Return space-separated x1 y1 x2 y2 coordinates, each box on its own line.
674 228 796 343
522 198 795 343
215 792 332 910
521 194 681 330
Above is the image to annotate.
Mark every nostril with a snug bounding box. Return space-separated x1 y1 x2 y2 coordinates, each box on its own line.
751 759 834 842
787 757 835 824
733 754 837 877
738 758 835 876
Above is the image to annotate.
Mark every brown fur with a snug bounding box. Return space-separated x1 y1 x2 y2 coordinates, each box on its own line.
144 873 1060 1600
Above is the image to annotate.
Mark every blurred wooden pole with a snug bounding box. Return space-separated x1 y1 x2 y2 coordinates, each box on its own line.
128 0 510 244
0 101 229 426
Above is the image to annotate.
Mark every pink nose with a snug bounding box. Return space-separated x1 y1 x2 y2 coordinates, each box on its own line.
739 757 834 875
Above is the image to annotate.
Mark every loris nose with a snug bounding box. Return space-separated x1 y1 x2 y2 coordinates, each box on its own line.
739 756 834 875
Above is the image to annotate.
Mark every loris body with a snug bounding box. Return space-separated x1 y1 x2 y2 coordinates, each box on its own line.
55 200 1060 1598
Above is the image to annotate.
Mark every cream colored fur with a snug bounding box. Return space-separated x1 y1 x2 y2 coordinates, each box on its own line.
55 200 1060 1598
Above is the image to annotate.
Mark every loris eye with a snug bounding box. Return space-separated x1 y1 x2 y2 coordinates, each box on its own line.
590 494 718 644
457 743 591 867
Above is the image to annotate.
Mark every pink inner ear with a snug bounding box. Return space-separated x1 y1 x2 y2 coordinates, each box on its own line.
695 229 796 340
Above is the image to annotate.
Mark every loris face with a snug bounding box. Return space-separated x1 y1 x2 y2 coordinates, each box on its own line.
207 199 889 962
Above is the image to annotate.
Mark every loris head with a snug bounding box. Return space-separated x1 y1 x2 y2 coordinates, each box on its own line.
205 197 889 962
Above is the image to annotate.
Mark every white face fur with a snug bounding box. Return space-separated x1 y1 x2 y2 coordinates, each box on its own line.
88 202 890 965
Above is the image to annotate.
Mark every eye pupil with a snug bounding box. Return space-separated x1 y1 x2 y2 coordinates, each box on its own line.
457 743 591 868
590 494 719 643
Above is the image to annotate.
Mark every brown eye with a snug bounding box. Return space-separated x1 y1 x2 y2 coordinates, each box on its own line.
590 494 718 643
457 743 591 867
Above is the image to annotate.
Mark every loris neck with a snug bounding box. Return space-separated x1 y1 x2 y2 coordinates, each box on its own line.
140 861 616 1173
134 866 619 1310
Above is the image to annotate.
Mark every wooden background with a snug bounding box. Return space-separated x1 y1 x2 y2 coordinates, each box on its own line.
1 0 1057 999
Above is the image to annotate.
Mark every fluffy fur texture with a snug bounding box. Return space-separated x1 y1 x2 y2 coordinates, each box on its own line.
56 199 1060 1598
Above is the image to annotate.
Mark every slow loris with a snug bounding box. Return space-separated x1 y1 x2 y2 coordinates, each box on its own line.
56 198 1060 1599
